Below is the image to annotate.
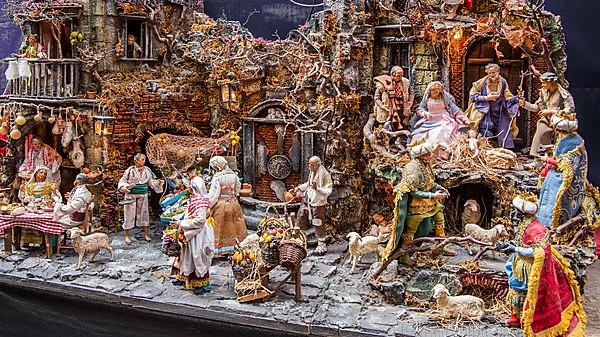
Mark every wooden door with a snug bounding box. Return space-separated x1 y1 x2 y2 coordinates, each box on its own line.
465 38 529 148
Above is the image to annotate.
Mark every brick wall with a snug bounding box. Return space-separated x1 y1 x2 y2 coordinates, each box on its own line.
102 92 212 227
254 124 301 202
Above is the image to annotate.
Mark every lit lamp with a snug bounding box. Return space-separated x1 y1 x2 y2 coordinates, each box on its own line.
218 72 239 110
451 27 463 40
92 113 116 165
93 115 117 137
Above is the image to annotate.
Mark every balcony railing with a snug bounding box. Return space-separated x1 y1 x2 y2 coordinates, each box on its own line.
1 58 81 100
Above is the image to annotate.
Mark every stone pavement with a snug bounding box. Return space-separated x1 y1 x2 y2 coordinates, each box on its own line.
0 224 532 336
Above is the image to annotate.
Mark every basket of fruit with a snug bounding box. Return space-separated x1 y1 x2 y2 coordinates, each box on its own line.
231 246 257 282
259 226 284 266
279 227 307 269
257 205 291 266
161 224 184 257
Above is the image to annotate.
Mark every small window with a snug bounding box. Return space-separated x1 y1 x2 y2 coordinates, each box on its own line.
387 42 411 80
123 19 154 60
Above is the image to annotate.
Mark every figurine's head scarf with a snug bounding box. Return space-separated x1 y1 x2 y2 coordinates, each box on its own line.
187 176 210 218
422 81 453 102
28 165 49 184
209 156 229 172
540 72 559 83
550 111 578 133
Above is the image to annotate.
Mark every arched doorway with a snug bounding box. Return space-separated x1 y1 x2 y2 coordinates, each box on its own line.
242 100 314 202
464 38 530 149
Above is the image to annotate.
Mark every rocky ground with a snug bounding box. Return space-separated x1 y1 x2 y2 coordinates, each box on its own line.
0 222 595 337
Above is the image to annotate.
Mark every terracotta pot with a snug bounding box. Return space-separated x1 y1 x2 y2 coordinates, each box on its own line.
239 183 252 197
284 190 302 203
86 91 96 99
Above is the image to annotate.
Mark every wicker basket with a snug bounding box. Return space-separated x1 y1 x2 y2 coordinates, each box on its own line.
261 245 280 267
161 240 181 257
232 265 253 282
279 228 307 269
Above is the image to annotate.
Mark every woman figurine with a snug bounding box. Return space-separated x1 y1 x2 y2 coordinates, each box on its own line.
19 165 61 208
19 34 47 59
412 81 469 158
207 156 247 256
18 165 61 248
172 176 214 293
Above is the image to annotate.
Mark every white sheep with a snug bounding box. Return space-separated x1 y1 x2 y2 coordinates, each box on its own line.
239 233 259 249
464 223 508 259
67 228 114 269
461 199 481 227
345 232 380 273
432 284 485 320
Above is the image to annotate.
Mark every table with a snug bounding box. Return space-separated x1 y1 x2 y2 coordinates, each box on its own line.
0 212 64 258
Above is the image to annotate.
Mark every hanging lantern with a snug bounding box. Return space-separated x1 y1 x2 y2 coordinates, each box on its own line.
34 112 42 122
10 127 21 140
15 113 26 126
92 115 117 137
218 72 239 109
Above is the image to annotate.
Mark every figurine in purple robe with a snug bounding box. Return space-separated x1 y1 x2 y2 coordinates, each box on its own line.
465 63 520 149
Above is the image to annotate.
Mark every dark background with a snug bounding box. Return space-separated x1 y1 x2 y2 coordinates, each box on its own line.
0 0 598 176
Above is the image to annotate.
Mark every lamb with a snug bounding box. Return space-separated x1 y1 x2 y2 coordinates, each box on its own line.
431 284 485 320
461 199 481 227
345 232 380 273
464 223 508 259
239 233 259 250
67 228 114 269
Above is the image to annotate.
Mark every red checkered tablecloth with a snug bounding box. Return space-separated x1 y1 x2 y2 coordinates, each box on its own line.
0 212 63 235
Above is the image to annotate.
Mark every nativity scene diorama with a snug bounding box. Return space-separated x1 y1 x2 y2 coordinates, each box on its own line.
0 0 597 336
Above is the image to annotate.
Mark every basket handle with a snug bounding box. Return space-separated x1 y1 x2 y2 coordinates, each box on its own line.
264 204 281 220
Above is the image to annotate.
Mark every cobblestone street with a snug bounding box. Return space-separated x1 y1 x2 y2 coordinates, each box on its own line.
0 223 543 337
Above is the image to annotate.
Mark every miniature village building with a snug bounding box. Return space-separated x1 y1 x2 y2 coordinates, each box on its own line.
0 1 597 319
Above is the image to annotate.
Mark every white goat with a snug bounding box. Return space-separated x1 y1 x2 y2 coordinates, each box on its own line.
464 223 509 259
346 232 380 273
68 228 114 269
432 284 485 320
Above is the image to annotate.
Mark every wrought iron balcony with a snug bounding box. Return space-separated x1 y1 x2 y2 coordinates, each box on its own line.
1 58 81 100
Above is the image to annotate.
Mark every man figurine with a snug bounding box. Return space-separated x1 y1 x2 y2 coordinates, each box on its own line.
381 140 455 265
53 173 93 229
293 156 333 256
536 111 586 230
374 66 414 131
519 72 575 157
498 194 586 334
18 136 62 185
118 153 164 245
466 63 520 149
126 34 143 58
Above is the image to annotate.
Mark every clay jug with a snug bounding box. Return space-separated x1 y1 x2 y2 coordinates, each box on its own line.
239 183 252 197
